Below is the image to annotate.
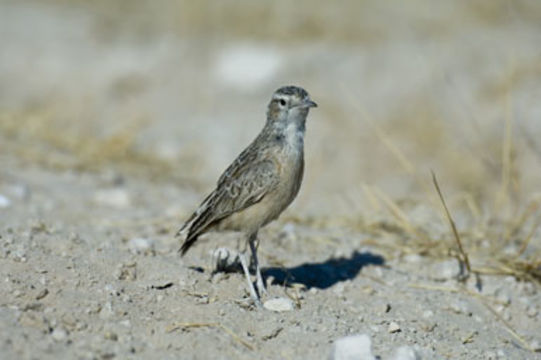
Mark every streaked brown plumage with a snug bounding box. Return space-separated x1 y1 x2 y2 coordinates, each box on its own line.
177 85 317 304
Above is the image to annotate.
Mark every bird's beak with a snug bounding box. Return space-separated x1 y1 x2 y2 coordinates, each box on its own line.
303 98 318 108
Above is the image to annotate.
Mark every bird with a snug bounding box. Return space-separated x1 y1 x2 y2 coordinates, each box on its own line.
177 85 317 305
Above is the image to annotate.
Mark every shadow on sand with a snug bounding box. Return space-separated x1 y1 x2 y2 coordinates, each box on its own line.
263 251 385 289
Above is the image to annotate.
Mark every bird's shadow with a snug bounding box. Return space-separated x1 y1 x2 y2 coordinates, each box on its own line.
263 250 385 289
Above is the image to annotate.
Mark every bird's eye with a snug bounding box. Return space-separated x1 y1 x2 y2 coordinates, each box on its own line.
279 99 286 106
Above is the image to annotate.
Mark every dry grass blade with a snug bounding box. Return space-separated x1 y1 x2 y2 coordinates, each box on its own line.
431 171 472 277
462 331 478 344
474 297 535 352
361 183 382 212
408 283 460 293
461 192 482 222
166 322 219 332
497 259 541 284
516 214 541 257
166 322 254 350
218 324 255 350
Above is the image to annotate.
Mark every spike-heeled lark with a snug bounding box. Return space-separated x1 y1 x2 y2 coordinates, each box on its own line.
177 85 317 305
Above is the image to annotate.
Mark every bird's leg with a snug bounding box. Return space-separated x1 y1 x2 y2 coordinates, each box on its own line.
249 233 267 297
238 251 261 306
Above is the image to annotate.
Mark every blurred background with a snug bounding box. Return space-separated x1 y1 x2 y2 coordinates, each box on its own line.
2 0 541 223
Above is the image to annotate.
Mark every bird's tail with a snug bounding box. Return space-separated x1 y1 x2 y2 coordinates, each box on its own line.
178 233 198 256
176 192 216 256
176 210 205 256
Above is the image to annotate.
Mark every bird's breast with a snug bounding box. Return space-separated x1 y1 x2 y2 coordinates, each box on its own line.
272 137 304 210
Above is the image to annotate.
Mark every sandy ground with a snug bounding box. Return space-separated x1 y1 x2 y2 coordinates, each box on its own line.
1 154 541 360
1 156 540 360
1 1 541 359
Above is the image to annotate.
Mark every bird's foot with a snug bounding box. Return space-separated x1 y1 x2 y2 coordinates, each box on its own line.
256 271 268 297
234 296 262 309
238 252 262 306
210 247 241 274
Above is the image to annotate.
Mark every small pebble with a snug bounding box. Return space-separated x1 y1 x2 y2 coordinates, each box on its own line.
104 331 118 341
379 303 391 314
526 305 538 318
495 290 511 306
99 302 114 319
421 321 436 332
51 328 68 341
404 254 423 263
530 340 541 352
120 320 131 328
94 188 131 208
128 238 154 255
116 262 137 280
388 322 401 333
428 259 461 280
0 194 11 208
263 297 294 312
330 334 375 360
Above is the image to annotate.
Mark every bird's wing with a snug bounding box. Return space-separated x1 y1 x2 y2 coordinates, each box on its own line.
178 156 279 254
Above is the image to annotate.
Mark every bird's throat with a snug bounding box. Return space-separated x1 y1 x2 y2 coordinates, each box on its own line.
283 120 305 150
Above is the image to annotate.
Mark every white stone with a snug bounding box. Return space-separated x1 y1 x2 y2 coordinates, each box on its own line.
530 340 541 352
428 259 461 280
0 194 11 208
51 327 68 341
99 302 114 319
93 188 131 208
263 297 294 312
330 334 375 360
128 237 154 255
526 305 538 318
388 346 420 360
388 322 401 333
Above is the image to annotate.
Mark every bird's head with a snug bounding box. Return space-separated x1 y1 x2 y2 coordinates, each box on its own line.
266 86 317 127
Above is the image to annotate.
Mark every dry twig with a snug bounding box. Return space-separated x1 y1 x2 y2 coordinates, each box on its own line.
431 171 471 279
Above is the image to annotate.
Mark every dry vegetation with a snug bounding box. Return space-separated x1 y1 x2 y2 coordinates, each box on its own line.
3 0 541 293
